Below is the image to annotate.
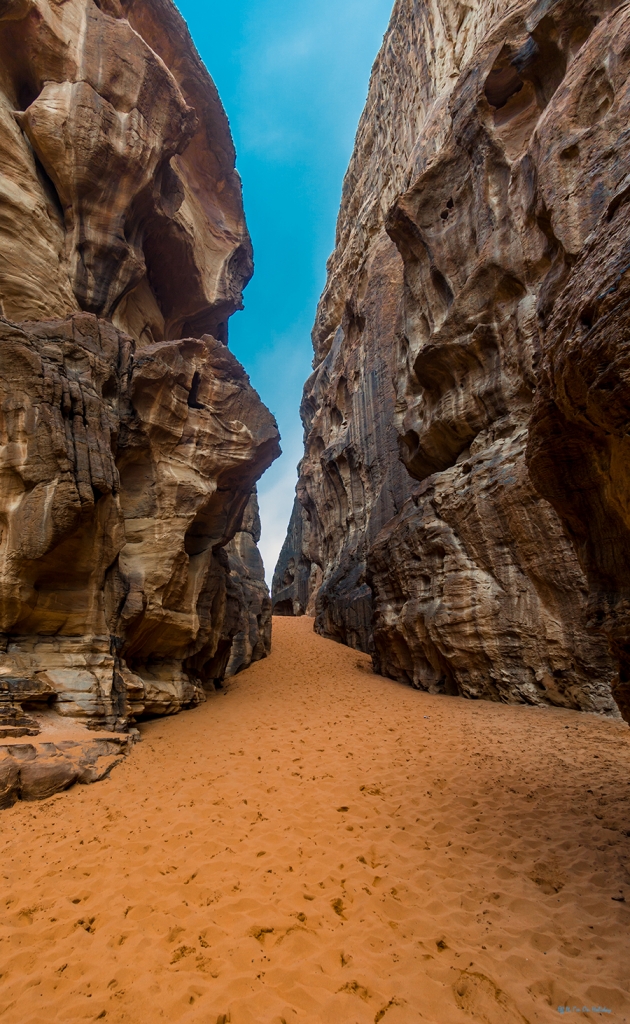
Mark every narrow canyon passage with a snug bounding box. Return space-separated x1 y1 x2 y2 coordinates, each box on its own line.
1 618 629 1024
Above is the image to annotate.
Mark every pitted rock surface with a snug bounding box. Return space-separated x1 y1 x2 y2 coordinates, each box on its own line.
527 4 630 721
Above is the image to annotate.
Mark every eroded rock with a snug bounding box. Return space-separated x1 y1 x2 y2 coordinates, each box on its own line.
527 4 630 721
0 314 279 729
0 728 137 808
0 0 280 798
224 492 273 678
276 0 625 716
273 497 319 618
0 0 251 340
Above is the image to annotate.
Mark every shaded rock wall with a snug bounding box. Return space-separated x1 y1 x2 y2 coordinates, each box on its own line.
0 0 280 738
527 4 630 722
276 0 625 716
272 496 321 618
224 491 273 679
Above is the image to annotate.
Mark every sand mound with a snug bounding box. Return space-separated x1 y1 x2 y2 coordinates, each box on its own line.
1 617 629 1023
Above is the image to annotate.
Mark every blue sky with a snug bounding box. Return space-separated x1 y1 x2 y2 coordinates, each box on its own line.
174 0 393 581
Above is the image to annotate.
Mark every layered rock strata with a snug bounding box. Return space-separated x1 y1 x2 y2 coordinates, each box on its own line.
0 0 280 793
276 0 627 717
0 312 278 729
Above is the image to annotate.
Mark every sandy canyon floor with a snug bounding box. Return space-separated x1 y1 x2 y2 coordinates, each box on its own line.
1 617 629 1024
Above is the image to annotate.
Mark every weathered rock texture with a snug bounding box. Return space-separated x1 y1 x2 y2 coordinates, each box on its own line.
271 174 415 649
0 726 137 808
0 0 280 768
272 496 321 618
223 491 273 679
0 0 252 341
275 0 628 717
526 3 630 723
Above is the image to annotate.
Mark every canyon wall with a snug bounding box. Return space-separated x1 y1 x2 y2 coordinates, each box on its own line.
526 3 630 722
275 0 628 718
0 0 280 756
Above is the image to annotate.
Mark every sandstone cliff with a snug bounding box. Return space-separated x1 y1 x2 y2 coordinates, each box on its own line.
0 0 280 796
526 2 630 722
224 491 273 679
275 0 627 718
273 496 322 618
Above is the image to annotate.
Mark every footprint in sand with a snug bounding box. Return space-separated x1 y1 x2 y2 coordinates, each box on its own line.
0 618 628 1024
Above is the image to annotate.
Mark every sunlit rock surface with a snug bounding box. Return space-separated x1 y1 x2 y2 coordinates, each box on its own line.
0 0 252 340
0 313 278 730
0 0 280 781
275 0 626 717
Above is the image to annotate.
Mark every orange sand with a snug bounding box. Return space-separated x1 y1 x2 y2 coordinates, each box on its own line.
1 616 630 1024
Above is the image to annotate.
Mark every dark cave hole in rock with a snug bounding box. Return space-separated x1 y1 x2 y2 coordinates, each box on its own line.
214 321 228 344
560 144 580 162
21 693 57 712
184 519 213 557
93 0 124 17
273 599 295 617
580 305 596 331
102 372 118 400
13 73 41 113
484 65 524 110
187 370 206 410
441 197 455 219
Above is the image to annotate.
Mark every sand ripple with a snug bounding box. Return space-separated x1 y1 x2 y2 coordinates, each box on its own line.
0 617 629 1023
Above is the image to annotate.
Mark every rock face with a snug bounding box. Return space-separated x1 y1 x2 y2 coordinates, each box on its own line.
272 497 320 618
0 0 251 341
526 4 630 723
275 0 627 717
223 491 273 679
0 0 280 760
0 727 137 808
